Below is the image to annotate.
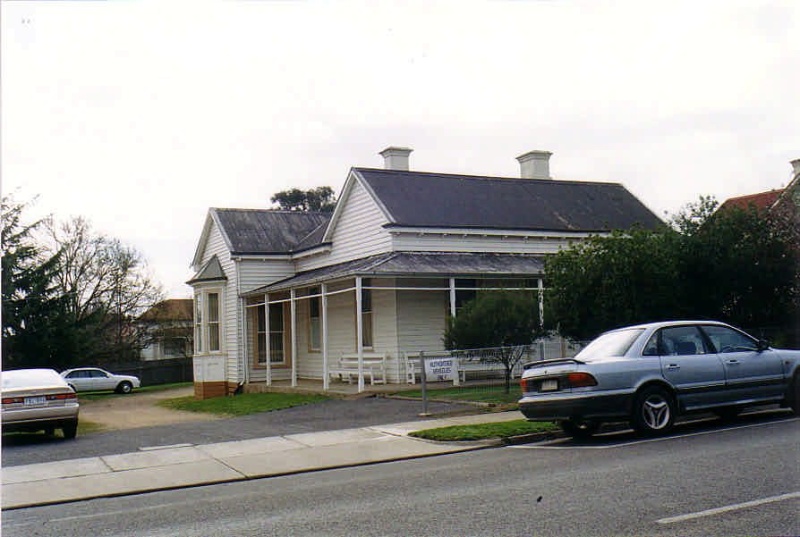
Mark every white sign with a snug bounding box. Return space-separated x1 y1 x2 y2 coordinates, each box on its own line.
425 357 455 382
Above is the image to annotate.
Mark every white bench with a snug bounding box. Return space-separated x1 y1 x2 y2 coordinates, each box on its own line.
329 353 387 385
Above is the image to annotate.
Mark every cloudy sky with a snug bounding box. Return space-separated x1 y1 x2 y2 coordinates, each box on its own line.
3 1 799 298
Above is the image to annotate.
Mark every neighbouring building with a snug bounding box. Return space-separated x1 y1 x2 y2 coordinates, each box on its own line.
139 299 194 361
188 147 663 398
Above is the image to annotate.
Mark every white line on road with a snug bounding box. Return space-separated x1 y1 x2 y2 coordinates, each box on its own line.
510 416 798 450
656 492 800 524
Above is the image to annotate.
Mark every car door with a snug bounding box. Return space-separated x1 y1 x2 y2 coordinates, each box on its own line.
700 325 785 403
646 325 727 410
65 370 92 391
90 369 115 391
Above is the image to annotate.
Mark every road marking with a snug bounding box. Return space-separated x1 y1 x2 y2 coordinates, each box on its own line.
656 492 800 524
510 416 798 450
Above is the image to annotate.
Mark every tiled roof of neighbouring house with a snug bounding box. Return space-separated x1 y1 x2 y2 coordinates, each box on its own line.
139 299 193 322
718 189 784 213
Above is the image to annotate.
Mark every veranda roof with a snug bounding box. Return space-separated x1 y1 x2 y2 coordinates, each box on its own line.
245 252 545 295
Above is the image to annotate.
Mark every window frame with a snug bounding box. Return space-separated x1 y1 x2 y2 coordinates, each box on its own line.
193 287 224 355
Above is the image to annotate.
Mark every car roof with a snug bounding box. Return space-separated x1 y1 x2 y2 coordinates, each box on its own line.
608 320 730 333
2 368 69 389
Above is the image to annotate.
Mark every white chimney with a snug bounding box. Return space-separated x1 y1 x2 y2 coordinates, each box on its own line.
791 158 800 178
516 150 552 179
379 146 413 171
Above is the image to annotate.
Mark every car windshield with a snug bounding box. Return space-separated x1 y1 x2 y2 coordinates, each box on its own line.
2 369 64 389
575 328 644 361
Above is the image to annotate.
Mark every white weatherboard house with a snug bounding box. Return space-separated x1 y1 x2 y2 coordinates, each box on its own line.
188 148 662 398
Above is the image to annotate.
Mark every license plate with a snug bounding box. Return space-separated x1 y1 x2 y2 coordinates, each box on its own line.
540 379 559 392
24 396 47 406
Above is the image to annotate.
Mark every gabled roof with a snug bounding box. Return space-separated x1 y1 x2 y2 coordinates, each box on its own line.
718 189 784 213
139 299 193 322
353 168 663 232
212 209 331 255
187 255 227 285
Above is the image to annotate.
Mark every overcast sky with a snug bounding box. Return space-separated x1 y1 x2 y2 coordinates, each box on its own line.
3 1 799 298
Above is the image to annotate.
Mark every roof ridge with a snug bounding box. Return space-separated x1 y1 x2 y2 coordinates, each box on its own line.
353 167 623 187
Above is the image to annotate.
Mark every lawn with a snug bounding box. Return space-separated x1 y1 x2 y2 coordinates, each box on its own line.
410 419 558 441
77 382 193 402
394 384 522 406
158 392 330 417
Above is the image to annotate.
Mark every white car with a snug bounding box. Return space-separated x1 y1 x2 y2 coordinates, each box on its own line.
2 368 80 439
61 367 141 394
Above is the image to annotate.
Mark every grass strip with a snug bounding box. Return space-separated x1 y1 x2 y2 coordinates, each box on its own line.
410 419 558 441
158 392 329 417
394 385 522 405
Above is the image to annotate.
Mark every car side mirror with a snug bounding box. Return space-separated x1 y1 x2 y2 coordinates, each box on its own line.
757 339 770 352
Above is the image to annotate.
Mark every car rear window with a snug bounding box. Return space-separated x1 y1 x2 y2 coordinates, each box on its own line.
575 328 645 361
2 369 66 389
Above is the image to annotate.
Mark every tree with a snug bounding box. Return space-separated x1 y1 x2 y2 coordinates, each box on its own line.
444 291 544 393
544 228 683 341
544 195 799 344
270 186 336 212
675 200 798 338
44 217 164 365
1 196 73 369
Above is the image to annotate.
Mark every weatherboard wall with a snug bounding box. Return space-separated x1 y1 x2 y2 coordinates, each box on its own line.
297 178 392 272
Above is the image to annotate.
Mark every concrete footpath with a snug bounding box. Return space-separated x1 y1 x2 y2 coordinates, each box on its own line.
2 411 526 510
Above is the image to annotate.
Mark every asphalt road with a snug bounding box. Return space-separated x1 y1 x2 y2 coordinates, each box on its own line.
1 396 476 466
3 410 798 537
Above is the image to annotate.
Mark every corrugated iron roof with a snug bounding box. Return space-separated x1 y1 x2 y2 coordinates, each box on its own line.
213 209 331 255
248 252 546 293
356 168 663 232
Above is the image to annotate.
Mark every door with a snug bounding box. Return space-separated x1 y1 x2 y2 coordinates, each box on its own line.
700 325 785 403
90 369 116 391
65 370 92 391
647 325 726 410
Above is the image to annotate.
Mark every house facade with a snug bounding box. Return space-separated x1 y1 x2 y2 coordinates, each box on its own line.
188 148 663 398
138 299 194 361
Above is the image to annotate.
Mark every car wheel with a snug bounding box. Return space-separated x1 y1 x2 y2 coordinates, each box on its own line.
560 419 601 439
631 386 675 436
62 420 78 440
117 381 133 394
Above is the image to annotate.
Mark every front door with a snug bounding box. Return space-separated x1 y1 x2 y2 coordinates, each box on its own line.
700 325 785 403
654 325 726 410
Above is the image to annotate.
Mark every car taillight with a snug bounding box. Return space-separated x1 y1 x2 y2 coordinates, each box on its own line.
2 397 24 404
520 378 534 392
48 393 77 401
566 372 598 388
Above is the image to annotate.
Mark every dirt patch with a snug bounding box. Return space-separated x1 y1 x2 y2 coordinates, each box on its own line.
78 386 222 431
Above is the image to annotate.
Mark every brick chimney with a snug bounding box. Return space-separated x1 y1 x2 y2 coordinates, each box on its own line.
516 150 552 179
379 147 413 171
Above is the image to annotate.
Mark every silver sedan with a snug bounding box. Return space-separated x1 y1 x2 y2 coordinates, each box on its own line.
61 367 141 394
2 368 80 439
519 321 800 438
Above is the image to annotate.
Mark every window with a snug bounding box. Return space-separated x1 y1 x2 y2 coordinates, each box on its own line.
194 294 203 353
701 325 758 353
643 326 707 356
361 279 373 349
269 303 286 364
247 300 267 365
194 288 222 354
309 287 321 351
207 292 220 352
